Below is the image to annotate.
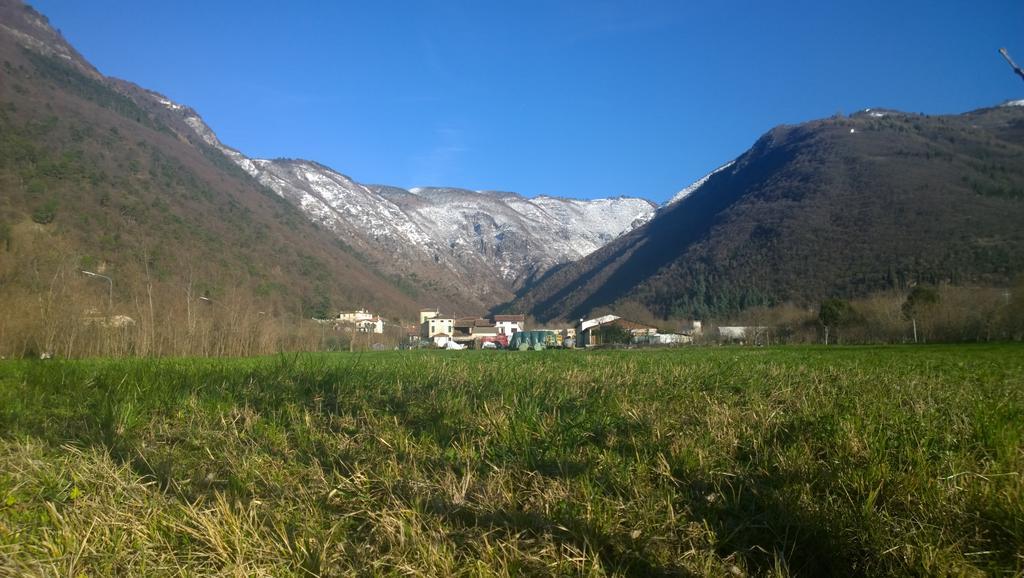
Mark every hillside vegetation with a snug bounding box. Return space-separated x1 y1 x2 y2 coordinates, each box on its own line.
0 1 427 357
1 346 1021 576
514 107 1024 323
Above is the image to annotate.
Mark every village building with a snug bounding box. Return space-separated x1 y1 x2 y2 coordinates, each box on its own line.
413 309 528 349
634 332 691 345
578 314 619 346
578 315 658 347
452 317 505 348
406 324 421 345
472 318 500 338
355 317 385 334
421 314 455 347
493 314 525 336
679 320 703 335
717 326 770 345
337 309 374 324
332 309 385 334
613 318 658 337
473 319 509 348
631 319 702 346
452 317 479 346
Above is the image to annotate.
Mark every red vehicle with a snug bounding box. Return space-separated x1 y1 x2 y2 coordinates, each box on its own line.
478 335 509 349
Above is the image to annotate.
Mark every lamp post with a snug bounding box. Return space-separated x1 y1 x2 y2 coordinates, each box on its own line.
81 270 112 310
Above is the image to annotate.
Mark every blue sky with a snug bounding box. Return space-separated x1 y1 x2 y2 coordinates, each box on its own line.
31 0 1024 202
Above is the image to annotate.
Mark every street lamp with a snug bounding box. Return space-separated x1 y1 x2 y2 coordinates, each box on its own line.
81 270 112 310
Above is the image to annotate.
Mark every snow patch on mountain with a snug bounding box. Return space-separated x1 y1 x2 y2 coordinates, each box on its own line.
665 160 736 207
145 89 657 303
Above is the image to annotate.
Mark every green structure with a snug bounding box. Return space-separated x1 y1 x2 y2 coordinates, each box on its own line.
508 330 560 351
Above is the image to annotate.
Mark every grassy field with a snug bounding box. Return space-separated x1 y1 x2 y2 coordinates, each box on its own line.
0 345 1021 577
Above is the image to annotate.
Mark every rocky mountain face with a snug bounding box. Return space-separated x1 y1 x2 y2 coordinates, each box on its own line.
511 104 1024 322
166 107 655 308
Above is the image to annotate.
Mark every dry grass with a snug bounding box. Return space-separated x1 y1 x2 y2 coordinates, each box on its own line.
1 345 1022 576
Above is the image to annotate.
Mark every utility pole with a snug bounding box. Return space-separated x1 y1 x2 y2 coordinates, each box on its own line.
999 48 1024 82
81 270 112 311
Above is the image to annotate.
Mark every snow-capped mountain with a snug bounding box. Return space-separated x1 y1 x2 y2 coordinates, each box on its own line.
148 94 656 307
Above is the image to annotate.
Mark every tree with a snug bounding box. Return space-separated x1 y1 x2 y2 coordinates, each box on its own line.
0 222 10 251
819 298 855 345
31 200 58 225
302 292 331 320
902 286 939 343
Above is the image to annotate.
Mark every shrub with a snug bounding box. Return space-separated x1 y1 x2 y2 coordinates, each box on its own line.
30 200 58 224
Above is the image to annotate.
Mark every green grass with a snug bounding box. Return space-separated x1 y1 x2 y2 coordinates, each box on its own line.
0 345 1022 576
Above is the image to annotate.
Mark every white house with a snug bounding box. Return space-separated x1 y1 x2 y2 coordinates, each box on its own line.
493 314 525 336
356 317 385 334
419 308 440 325
337 309 374 324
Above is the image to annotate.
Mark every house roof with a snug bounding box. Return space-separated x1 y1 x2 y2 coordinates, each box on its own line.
611 318 657 331
424 313 454 321
581 314 619 331
455 317 495 328
493 314 525 322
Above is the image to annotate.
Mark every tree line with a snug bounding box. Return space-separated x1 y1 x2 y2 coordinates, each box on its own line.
716 282 1024 345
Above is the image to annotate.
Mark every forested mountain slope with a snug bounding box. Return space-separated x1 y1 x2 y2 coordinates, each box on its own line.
0 0 424 324
513 105 1024 321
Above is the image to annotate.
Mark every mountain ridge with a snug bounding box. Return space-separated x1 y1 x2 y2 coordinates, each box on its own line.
510 104 1024 322
146 90 657 308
